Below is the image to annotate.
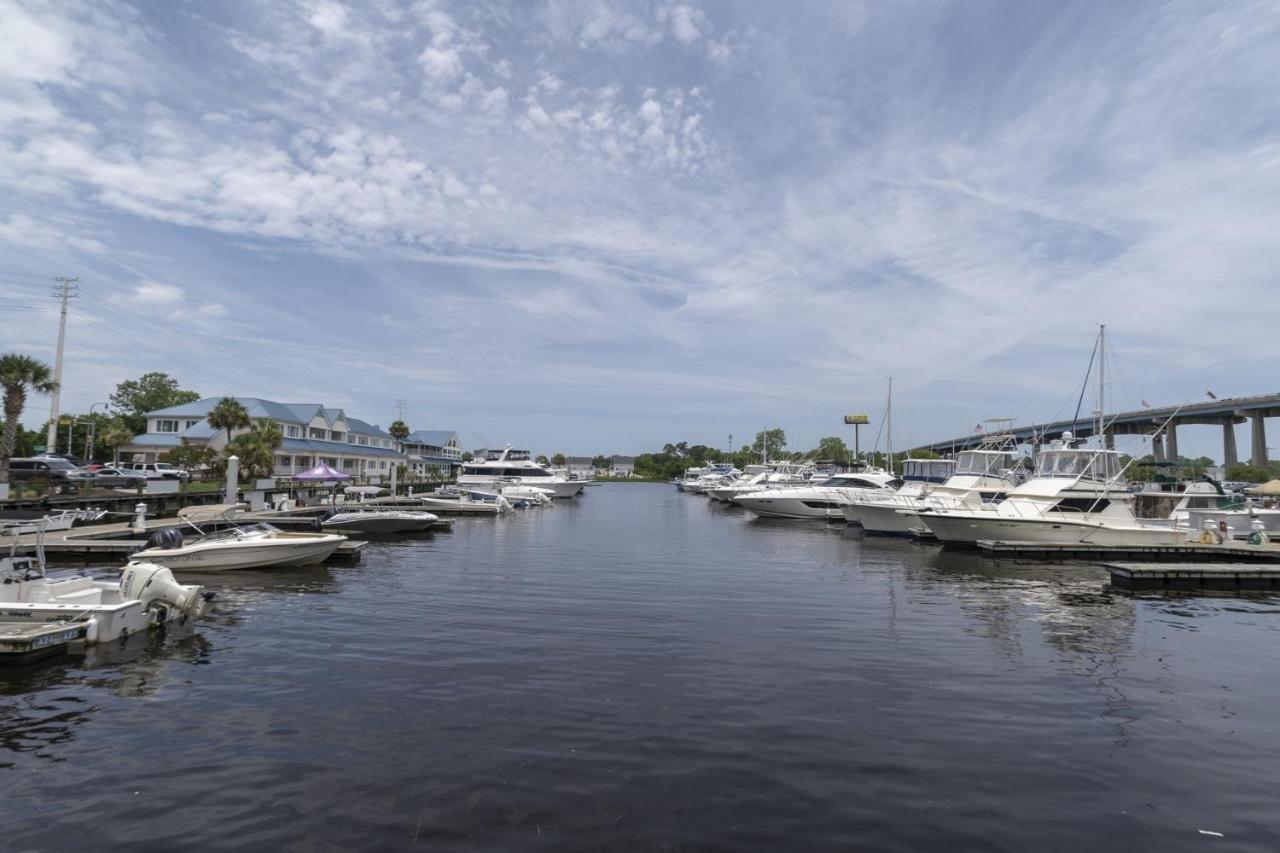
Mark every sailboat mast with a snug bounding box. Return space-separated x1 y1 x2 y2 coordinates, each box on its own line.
1097 325 1106 446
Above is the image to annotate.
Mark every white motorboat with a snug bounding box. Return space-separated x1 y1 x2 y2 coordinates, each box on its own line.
0 530 207 645
129 505 345 571
842 458 957 528
321 508 439 534
917 437 1192 547
705 464 814 503
847 444 1023 535
736 468 901 520
458 447 583 498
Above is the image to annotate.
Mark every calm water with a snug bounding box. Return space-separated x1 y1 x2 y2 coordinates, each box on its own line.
3 484 1279 851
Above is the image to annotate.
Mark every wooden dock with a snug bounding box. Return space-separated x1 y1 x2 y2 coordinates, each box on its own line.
974 539 1280 563
1106 562 1280 590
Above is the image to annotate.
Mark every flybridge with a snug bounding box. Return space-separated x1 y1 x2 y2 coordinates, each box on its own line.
477 448 531 462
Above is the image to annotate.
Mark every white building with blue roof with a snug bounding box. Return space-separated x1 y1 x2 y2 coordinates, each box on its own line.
401 430 463 476
123 397 407 480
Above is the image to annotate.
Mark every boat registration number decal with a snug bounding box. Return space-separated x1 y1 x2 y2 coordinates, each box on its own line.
32 629 82 648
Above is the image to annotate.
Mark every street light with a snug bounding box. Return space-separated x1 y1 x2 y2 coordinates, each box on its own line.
82 402 108 462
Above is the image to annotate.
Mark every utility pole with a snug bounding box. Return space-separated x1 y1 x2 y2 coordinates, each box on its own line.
45 277 78 451
395 399 406 422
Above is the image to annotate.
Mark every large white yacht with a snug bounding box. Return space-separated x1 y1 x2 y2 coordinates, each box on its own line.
705 464 813 504
130 505 345 571
917 435 1191 547
457 447 583 498
736 467 901 520
843 458 957 529
846 446 1022 535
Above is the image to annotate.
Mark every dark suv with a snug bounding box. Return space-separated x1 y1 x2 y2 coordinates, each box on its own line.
8 457 97 492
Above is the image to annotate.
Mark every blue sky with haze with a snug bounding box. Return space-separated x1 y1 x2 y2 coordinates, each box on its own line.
1 0 1277 458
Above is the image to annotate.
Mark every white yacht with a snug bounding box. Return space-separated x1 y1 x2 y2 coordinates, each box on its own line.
130 505 345 571
843 458 957 529
846 446 1021 535
917 436 1191 547
458 447 583 498
705 464 814 503
736 468 901 520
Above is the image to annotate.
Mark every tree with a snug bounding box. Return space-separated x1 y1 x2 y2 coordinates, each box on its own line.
388 420 410 441
591 455 610 470
1225 462 1280 484
752 428 786 461
167 443 217 472
551 453 567 466
110 372 200 433
1 353 58 486
535 455 549 465
223 419 282 479
461 451 474 462
102 417 135 465
813 436 849 464
208 397 251 445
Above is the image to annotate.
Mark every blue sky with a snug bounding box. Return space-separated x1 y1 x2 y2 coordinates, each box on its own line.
1 0 1278 459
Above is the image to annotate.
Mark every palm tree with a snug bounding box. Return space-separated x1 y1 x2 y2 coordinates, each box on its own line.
388 420 410 441
102 417 135 465
1 353 58 486
208 397 250 445
226 418 282 479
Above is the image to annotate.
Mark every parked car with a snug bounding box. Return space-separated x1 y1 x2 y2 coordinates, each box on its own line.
89 466 148 489
7 457 97 493
125 462 191 481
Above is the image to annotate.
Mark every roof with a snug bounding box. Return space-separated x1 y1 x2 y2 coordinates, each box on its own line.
146 397 387 435
280 438 403 458
404 430 458 446
128 433 184 448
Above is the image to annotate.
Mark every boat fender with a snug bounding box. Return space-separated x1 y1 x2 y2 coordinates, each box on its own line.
85 617 98 644
1249 530 1270 546
1199 529 1223 545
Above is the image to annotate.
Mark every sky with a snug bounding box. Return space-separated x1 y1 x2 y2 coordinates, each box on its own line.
1 0 1278 460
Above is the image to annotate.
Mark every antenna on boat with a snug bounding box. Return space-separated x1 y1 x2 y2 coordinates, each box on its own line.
1096 324 1106 448
886 377 894 476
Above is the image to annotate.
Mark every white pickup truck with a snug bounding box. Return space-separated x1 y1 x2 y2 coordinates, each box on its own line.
126 462 191 481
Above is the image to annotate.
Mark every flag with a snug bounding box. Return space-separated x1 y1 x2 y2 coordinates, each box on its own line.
974 423 985 433
1206 390 1218 400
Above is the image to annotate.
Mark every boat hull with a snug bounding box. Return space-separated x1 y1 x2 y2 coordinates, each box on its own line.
323 516 434 534
850 502 924 535
919 511 1191 547
133 536 344 572
736 495 843 520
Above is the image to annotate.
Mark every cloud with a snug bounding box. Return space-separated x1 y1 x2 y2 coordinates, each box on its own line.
1 0 1278 456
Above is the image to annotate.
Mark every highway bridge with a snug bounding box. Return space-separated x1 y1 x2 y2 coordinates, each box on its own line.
908 393 1280 466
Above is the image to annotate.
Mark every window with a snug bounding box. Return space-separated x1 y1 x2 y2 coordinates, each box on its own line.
347 435 357 444
285 425 301 438
309 428 326 440
156 419 179 433
184 420 199 429
331 432 344 443
342 458 355 470
358 436 368 446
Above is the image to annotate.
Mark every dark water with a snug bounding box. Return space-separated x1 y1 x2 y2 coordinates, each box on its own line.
3 484 1279 852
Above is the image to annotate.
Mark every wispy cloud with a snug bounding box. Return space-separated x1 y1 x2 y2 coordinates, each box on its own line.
0 0 1277 455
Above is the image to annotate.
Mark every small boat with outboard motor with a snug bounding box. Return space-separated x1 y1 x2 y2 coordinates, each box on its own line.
129 504 345 571
320 507 440 534
0 525 208 662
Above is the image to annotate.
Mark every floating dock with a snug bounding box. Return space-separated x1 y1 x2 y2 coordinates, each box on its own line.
974 540 1280 563
244 508 454 531
0 622 88 665
1105 562 1280 590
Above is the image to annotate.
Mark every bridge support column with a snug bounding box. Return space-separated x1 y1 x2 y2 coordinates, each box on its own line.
1152 433 1166 461
1223 422 1238 468
1165 424 1178 461
1105 432 1115 450
1252 414 1268 467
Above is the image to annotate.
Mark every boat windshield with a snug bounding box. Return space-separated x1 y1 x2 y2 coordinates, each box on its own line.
901 460 956 483
1033 450 1123 482
955 451 1015 477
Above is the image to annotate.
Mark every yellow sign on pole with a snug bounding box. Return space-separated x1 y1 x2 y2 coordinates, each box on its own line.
843 414 869 425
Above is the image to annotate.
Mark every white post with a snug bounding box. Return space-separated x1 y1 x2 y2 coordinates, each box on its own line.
224 455 239 504
390 461 398 496
131 501 147 534
45 278 77 451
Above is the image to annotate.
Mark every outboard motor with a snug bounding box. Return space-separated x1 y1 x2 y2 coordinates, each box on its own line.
120 562 206 622
144 528 184 551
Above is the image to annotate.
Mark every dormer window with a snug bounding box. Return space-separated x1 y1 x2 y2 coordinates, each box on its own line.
156 419 178 433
